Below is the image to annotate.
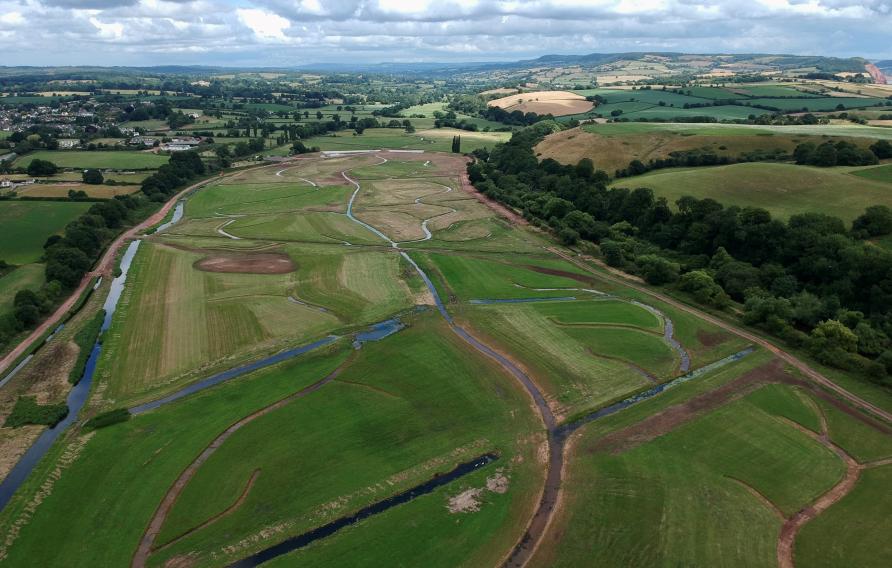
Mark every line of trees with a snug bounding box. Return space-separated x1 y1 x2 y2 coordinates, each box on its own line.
468 122 892 387
0 194 143 347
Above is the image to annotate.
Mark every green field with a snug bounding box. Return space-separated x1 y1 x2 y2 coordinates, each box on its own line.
795 465 892 568
0 264 46 321
149 316 541 567
15 150 169 170
611 162 892 222
0 201 91 264
301 127 508 154
852 163 892 184
97 239 419 404
532 384 846 567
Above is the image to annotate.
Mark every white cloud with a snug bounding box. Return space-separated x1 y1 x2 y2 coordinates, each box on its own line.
237 7 291 41
0 0 884 65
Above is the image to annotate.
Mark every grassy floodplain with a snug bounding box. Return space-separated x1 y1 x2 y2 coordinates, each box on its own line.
2 148 887 568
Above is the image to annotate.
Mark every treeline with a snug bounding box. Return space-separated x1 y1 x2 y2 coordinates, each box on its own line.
795 139 891 167
140 151 206 201
468 122 892 387
614 147 789 178
0 194 142 346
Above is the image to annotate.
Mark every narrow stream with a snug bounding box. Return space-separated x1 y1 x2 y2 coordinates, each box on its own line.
128 336 340 415
155 201 185 233
0 240 143 511
556 347 756 438
228 453 498 568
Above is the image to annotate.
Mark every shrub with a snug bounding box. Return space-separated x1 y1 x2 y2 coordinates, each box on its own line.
84 408 131 430
69 310 105 384
26 159 58 177
4 396 68 428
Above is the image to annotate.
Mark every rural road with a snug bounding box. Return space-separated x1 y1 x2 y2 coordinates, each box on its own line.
0 166 264 379
547 247 892 425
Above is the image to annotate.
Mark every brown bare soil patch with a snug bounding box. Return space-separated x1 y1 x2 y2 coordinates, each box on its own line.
194 253 295 274
591 360 786 455
524 265 597 286
696 329 730 347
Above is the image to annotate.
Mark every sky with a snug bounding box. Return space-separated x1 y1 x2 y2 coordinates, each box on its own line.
1 0 890 67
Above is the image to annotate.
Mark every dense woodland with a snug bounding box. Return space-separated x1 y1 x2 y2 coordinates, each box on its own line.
469 122 892 386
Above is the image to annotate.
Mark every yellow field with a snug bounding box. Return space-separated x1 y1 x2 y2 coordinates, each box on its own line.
487 91 594 116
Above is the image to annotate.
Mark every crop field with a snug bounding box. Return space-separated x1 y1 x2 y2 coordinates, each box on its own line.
487 90 594 116
0 201 91 264
14 150 169 170
611 162 892 222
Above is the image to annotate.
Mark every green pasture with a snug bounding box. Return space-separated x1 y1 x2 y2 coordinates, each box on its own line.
413 252 592 302
15 150 169 170
746 97 887 111
0 264 46 321
150 316 541 567
612 162 892 223
405 216 548 254
0 346 351 567
795 465 892 568
852 163 892 184
185 180 350 218
461 300 662 416
813 396 892 462
533 390 845 567
0 201 91 264
225 211 387 245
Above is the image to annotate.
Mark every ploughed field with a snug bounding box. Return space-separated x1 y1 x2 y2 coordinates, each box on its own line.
0 149 889 568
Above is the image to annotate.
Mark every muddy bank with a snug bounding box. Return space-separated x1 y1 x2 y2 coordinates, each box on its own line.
194 253 296 274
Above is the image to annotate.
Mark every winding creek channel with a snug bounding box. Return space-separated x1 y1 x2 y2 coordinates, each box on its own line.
339 160 752 567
